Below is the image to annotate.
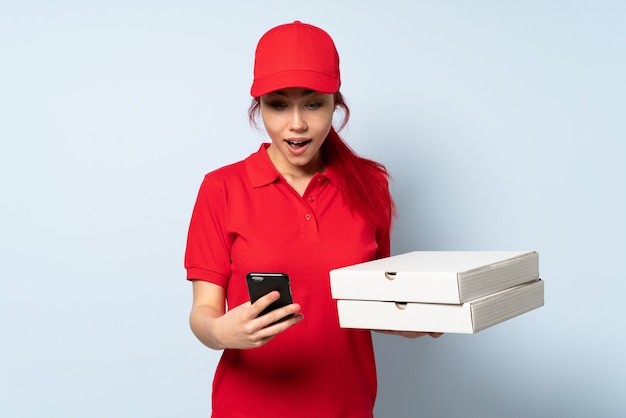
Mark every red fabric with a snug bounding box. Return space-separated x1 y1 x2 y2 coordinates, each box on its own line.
185 144 390 417
250 21 340 97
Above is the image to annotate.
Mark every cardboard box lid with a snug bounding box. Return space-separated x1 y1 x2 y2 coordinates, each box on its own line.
330 251 539 304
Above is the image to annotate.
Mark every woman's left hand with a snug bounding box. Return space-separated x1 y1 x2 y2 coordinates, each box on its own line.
375 330 443 339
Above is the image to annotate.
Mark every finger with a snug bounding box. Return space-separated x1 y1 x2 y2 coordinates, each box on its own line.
257 303 302 327
246 313 303 347
375 330 429 338
400 331 428 339
249 290 282 317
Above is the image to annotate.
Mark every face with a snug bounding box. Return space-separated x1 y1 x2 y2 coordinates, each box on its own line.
260 88 335 177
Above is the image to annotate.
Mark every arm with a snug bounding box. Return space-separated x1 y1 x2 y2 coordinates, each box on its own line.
185 177 302 349
189 280 304 350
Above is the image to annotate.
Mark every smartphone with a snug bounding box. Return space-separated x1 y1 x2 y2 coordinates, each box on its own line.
246 272 294 324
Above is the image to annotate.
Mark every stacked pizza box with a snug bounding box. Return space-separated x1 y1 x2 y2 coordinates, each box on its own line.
330 251 543 334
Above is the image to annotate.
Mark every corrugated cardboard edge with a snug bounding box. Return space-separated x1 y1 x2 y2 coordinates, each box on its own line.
471 279 544 332
459 251 539 302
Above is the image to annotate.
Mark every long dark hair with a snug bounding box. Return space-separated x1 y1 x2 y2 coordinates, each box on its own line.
248 91 395 232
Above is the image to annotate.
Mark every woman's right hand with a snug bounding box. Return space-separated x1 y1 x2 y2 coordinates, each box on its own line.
189 280 303 350
212 290 303 349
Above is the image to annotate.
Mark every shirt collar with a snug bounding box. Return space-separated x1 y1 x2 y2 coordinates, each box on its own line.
245 143 281 188
245 143 341 189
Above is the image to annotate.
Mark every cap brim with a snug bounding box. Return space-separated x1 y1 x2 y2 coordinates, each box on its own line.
251 69 340 97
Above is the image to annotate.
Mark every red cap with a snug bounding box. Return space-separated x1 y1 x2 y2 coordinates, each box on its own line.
250 21 341 97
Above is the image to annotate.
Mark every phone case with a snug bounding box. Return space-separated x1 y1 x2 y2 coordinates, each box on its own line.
246 272 294 323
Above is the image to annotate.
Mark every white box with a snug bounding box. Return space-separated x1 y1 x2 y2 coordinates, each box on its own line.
336 279 544 334
330 251 539 304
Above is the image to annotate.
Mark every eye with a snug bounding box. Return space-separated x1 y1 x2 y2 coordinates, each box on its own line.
269 101 288 110
306 102 323 110
262 99 288 110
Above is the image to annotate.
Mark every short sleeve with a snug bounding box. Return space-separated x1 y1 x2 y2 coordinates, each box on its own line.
184 174 233 287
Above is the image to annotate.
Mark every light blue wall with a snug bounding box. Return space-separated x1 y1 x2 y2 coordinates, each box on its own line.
1 1 624 417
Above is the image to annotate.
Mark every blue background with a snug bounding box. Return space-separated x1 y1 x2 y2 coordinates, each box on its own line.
1 1 624 417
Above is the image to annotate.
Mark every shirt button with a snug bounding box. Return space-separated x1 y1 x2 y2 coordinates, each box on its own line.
304 213 312 221
308 196 315 202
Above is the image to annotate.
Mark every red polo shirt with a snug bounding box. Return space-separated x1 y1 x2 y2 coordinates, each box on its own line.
185 143 390 418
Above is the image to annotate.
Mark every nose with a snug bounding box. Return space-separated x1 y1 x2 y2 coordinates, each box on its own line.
289 108 307 132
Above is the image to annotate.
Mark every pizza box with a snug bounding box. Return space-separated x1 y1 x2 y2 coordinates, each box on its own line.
336 279 544 334
330 251 539 304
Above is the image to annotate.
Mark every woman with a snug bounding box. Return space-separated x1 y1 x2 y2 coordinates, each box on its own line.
185 21 439 417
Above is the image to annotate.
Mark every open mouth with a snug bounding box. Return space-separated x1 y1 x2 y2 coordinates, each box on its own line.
285 139 311 148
